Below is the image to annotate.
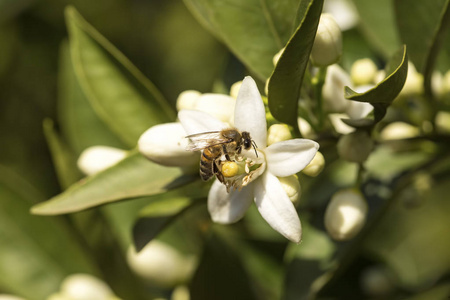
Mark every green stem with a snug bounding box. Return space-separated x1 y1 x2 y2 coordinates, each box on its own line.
313 67 328 130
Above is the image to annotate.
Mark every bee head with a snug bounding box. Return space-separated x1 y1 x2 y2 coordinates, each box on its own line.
242 131 258 157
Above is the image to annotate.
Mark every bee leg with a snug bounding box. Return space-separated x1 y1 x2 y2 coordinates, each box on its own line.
213 159 225 183
222 144 231 161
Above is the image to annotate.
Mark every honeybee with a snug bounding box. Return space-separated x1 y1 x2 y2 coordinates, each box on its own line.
186 128 258 183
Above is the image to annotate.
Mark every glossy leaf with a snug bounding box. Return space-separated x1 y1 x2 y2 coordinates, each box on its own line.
66 7 175 147
344 45 408 125
31 151 196 215
42 118 82 189
268 0 323 128
58 40 126 155
0 166 98 299
352 0 401 58
183 0 300 80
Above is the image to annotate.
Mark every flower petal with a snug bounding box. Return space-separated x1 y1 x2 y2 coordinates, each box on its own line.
254 172 302 243
178 110 226 136
346 100 373 120
207 180 254 224
233 76 267 148
265 139 319 177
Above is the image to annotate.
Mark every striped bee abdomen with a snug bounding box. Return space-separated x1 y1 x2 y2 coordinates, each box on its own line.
200 145 222 181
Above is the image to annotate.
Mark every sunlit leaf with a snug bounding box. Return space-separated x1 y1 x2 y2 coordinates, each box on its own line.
66 7 175 146
268 0 323 128
183 0 300 80
31 151 196 215
0 166 98 299
58 40 126 155
344 45 408 124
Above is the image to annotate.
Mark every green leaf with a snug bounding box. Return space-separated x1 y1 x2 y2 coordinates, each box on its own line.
352 0 401 58
42 118 82 189
344 45 408 124
268 0 324 128
394 0 450 72
183 0 300 80
58 40 126 155
0 165 98 299
31 151 196 215
66 6 175 147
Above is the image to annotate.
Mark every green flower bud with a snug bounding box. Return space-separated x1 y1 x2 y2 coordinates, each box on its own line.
436 111 450 133
337 130 374 163
267 124 292 146
325 189 368 241
350 58 378 86
278 175 301 206
311 13 342 67
302 151 325 177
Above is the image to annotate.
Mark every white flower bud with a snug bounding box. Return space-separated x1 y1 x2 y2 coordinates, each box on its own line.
138 123 198 167
278 175 301 206
230 81 243 99
322 64 352 113
311 13 342 67
302 151 325 177
77 146 127 175
60 274 114 300
380 122 419 141
193 94 236 124
0 295 26 300
297 117 315 139
323 0 359 31
443 70 450 94
337 130 374 163
325 189 367 241
127 241 196 288
400 62 424 97
267 124 292 146
272 48 284 66
436 111 450 133
171 285 190 300
374 70 385 84
350 58 378 86
176 90 201 111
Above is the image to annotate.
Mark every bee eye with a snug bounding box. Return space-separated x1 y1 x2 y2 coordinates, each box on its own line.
244 139 251 149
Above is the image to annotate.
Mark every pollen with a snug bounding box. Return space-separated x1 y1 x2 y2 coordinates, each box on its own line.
222 161 239 177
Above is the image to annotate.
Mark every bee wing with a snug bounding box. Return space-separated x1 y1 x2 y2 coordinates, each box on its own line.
185 131 230 151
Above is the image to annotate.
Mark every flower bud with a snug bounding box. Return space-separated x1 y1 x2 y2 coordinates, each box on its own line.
138 123 199 167
230 81 243 99
337 130 374 163
127 241 196 288
172 285 190 300
77 146 127 175
329 113 355 135
443 70 450 94
360 266 394 297
272 48 284 66
350 58 378 86
278 175 301 206
297 117 315 139
322 64 352 113
60 274 114 300
193 94 236 124
267 124 292 146
302 151 325 177
311 13 342 67
0 295 26 300
176 90 201 111
436 111 450 133
325 189 367 241
400 62 424 97
380 122 420 141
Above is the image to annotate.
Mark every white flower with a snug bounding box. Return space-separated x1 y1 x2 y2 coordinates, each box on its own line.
77 146 127 175
323 64 374 134
179 76 319 243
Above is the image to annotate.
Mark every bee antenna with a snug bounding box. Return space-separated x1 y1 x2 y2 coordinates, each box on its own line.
252 140 258 157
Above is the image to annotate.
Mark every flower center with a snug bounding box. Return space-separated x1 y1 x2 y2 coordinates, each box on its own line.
220 149 266 192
